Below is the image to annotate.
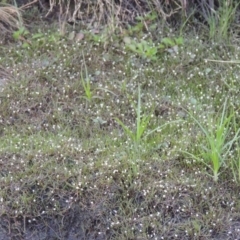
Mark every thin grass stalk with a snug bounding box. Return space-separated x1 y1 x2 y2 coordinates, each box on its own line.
80 52 93 102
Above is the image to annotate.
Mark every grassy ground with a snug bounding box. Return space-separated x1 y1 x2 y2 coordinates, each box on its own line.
0 14 240 239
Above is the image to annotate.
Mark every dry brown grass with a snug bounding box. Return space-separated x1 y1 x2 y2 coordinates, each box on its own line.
44 0 239 27
46 0 187 26
0 4 22 34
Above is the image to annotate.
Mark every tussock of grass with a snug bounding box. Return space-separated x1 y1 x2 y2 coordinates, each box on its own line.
0 4 22 33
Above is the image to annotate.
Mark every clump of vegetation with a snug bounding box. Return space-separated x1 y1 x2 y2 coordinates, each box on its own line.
0 0 240 239
183 99 240 182
0 3 22 37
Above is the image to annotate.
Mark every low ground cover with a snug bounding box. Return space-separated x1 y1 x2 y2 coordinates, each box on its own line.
0 4 240 239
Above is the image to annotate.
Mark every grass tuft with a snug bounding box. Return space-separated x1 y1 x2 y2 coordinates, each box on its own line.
0 4 22 34
182 99 240 182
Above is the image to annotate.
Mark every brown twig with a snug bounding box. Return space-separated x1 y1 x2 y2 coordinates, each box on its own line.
19 0 39 10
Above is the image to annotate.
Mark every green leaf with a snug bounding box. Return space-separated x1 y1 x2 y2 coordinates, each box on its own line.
158 43 165 49
161 37 175 47
175 37 184 45
115 118 134 141
22 42 30 48
32 33 45 40
127 43 137 52
13 27 29 40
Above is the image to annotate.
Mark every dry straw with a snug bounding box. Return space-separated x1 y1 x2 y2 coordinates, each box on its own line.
45 0 187 24
0 4 22 34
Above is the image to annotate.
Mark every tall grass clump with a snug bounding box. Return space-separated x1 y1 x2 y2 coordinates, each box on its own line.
207 0 238 40
0 4 22 35
183 99 240 182
115 86 153 146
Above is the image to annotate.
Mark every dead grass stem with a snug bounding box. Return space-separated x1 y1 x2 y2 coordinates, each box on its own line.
0 4 22 33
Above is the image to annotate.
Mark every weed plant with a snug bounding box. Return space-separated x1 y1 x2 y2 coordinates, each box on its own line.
183 99 240 182
116 85 181 146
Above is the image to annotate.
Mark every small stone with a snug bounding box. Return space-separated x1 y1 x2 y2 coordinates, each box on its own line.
75 32 84 42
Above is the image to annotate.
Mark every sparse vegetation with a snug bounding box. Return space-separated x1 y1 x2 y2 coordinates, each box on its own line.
0 0 240 239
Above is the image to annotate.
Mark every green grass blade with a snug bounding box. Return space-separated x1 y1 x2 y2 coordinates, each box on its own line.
115 118 134 141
